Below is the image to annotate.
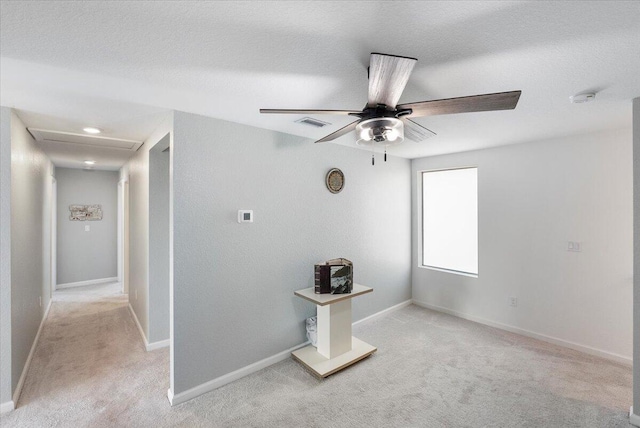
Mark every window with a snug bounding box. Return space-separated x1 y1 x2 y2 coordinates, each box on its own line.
422 167 478 276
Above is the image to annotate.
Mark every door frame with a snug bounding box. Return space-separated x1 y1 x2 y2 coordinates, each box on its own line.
51 176 57 293
117 178 129 294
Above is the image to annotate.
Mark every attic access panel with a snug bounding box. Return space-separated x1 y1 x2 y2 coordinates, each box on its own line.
28 128 143 151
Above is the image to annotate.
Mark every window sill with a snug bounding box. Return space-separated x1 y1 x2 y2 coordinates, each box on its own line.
418 265 478 278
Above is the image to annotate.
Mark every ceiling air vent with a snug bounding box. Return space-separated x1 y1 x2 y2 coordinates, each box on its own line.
295 117 331 128
28 128 143 151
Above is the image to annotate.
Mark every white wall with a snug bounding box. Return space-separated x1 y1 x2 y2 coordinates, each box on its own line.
171 111 412 397
412 129 633 363
120 113 173 345
0 107 12 408
56 168 118 285
8 110 53 403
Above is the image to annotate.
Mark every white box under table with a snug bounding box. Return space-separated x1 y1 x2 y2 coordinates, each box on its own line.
292 284 377 378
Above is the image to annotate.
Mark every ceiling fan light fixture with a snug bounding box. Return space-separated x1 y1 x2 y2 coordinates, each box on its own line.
355 118 404 147
386 128 400 142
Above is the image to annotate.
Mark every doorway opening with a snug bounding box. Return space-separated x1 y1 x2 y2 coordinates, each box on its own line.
118 178 129 294
148 134 171 345
51 177 57 294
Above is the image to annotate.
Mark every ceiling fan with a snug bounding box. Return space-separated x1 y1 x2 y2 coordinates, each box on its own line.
260 53 521 164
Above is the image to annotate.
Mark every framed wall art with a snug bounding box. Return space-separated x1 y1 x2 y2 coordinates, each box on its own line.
69 204 103 221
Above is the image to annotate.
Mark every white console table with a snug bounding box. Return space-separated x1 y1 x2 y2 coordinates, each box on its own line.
292 284 377 378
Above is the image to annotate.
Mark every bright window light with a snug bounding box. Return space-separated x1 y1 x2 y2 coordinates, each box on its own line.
422 167 478 275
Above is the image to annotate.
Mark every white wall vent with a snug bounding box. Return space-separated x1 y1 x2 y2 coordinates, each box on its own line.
28 128 143 151
295 117 331 128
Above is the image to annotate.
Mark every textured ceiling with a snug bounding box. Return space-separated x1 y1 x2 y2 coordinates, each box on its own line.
1 1 639 166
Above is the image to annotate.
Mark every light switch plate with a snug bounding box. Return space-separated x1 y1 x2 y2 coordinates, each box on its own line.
238 210 253 223
85 225 90 232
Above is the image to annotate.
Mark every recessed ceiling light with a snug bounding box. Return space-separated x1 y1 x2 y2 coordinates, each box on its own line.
570 93 596 104
84 160 96 165
83 127 102 134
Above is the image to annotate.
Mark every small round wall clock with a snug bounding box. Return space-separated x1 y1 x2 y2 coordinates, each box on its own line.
326 168 345 194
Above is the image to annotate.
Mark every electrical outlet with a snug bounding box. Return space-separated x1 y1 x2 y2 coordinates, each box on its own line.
567 241 581 252
509 297 518 307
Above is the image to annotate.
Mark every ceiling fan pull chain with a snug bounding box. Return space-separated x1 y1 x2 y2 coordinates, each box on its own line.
371 143 375 165
384 147 387 162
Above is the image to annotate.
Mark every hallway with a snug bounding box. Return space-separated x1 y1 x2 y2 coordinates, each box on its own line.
2 283 168 426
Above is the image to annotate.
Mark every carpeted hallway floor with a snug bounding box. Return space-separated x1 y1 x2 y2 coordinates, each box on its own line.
0 282 633 427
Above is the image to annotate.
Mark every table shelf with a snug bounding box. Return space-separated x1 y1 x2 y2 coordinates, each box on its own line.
294 283 373 306
293 284 376 378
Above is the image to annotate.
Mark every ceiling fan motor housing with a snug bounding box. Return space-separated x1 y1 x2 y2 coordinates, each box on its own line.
355 104 413 121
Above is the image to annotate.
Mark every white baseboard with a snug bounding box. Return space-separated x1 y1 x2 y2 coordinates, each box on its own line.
127 304 169 352
353 299 412 327
128 303 148 349
630 407 640 427
0 400 15 414
168 299 412 406
147 339 169 351
57 276 118 290
12 300 52 407
412 299 632 366
168 340 310 406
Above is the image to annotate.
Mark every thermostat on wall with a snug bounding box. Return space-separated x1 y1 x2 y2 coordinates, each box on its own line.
238 210 253 223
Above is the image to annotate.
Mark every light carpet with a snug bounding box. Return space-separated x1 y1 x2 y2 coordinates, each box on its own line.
1 283 633 427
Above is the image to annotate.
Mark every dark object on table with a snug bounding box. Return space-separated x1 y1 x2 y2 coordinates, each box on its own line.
314 258 353 294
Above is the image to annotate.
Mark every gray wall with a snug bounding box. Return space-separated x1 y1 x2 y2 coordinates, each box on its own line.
633 98 639 413
0 107 12 406
56 168 118 285
148 137 170 343
9 110 53 401
121 114 173 343
412 128 633 362
171 111 412 394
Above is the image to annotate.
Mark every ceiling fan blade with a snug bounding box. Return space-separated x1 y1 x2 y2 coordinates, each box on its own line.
259 109 361 115
402 118 436 143
399 90 522 117
367 53 417 108
314 120 360 144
